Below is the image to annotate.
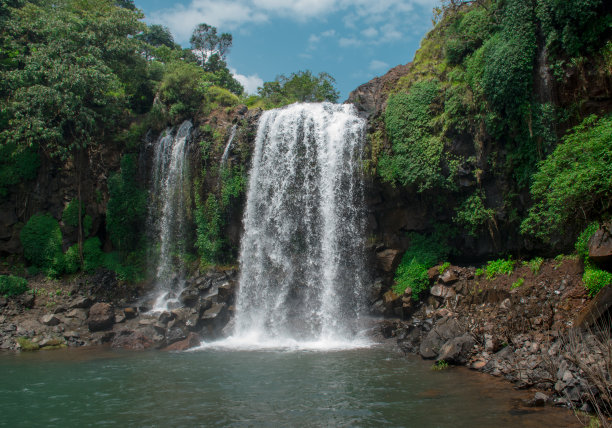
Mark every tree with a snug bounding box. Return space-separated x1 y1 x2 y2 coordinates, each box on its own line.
190 23 232 66
257 70 340 107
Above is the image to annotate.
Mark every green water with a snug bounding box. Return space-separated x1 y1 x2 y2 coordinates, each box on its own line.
0 346 577 427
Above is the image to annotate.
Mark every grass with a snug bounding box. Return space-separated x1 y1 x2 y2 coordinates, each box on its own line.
511 277 525 290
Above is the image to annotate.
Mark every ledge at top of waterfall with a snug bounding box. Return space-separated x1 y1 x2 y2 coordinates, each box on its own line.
223 102 370 350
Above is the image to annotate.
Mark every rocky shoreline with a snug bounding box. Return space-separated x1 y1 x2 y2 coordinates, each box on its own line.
371 258 611 416
0 268 237 352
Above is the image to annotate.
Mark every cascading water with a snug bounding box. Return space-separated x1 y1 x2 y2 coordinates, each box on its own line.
220 124 237 166
149 120 193 311
229 102 368 348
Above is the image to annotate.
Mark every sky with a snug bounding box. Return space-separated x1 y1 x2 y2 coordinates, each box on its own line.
135 0 438 100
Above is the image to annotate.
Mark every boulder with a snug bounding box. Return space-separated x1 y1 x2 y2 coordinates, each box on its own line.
171 307 200 332
164 332 200 351
68 296 92 309
376 249 402 273
575 286 612 329
123 307 137 319
440 270 459 285
419 317 463 359
200 303 229 338
430 285 456 299
179 287 200 307
65 308 87 320
41 314 61 326
166 327 188 345
427 266 440 281
589 222 612 268
436 334 475 364
217 281 236 303
111 327 164 350
87 303 114 332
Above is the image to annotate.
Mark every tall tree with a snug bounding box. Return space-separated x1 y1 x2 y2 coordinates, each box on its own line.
190 23 232 66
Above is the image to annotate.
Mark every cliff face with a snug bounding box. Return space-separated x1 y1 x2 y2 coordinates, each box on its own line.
347 0 612 276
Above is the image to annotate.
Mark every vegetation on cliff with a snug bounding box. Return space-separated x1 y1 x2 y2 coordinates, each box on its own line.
375 0 611 296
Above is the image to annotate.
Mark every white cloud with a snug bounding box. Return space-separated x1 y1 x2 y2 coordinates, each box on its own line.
307 29 336 50
361 27 378 38
231 69 264 94
369 59 389 71
338 37 361 48
150 0 434 45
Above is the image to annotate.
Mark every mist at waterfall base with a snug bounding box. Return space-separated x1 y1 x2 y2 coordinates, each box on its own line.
201 103 370 351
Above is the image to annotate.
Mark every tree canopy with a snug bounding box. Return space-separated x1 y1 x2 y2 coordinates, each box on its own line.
256 71 340 108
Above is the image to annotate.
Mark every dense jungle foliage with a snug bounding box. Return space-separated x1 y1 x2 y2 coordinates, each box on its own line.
0 0 340 279
379 0 612 297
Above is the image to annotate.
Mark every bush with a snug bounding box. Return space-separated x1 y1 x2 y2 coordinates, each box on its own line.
454 191 495 237
392 231 451 298
83 237 104 273
485 258 515 279
0 144 40 198
379 80 445 191
521 115 612 241
582 266 612 296
0 275 28 296
527 257 544 275
195 193 223 265
20 213 64 276
106 154 147 252
575 222 599 260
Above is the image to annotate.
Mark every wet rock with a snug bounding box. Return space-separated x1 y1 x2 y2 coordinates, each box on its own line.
111 327 164 350
87 303 114 332
370 299 386 316
166 327 187 345
41 314 60 326
200 303 229 338
65 308 87 320
369 279 383 304
158 311 175 325
436 334 475 365
376 249 402 272
123 307 137 319
419 317 463 359
217 281 236 303
179 288 200 307
164 332 200 351
171 307 200 332
39 337 64 348
63 331 80 339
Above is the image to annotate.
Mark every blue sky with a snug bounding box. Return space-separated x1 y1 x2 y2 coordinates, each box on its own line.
135 0 437 100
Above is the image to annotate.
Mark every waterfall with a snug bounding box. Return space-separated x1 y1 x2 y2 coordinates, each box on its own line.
232 103 367 346
149 120 193 311
220 124 237 167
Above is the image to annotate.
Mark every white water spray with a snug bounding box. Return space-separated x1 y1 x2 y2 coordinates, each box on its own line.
149 120 192 311
228 103 368 348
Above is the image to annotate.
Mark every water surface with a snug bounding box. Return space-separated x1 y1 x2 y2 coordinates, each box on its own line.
0 345 579 427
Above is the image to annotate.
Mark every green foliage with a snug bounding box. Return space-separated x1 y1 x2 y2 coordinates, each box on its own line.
159 61 207 120
379 80 445 191
511 277 525 289
392 231 451 298
485 258 515 279
454 191 495 237
61 199 83 228
0 275 28 296
64 244 80 275
0 144 39 198
438 262 451 275
521 115 612 240
582 266 612 296
527 257 544 275
16 337 39 351
82 237 104 273
195 193 223 265
431 360 449 371
220 165 246 207
20 213 64 276
106 154 147 252
1 0 145 160
256 71 339 107
576 222 600 260
475 267 484 277
206 86 240 109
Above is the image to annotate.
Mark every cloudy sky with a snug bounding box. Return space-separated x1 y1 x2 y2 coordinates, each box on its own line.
135 0 437 99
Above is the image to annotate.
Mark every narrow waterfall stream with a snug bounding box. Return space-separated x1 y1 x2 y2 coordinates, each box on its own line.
227 102 368 348
148 120 193 311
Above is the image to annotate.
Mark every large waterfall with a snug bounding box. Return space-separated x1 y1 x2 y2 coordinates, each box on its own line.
231 103 368 347
149 120 193 311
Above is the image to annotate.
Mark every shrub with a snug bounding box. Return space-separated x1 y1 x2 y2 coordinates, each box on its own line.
521 115 612 241
0 144 40 198
392 231 451 298
511 277 525 289
582 267 612 296
575 222 599 260
527 257 544 275
195 193 223 265
379 80 445 191
64 244 80 274
0 275 28 296
83 237 104 273
485 258 515 279
106 154 147 252
454 191 495 237
20 213 64 276
475 267 484 277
